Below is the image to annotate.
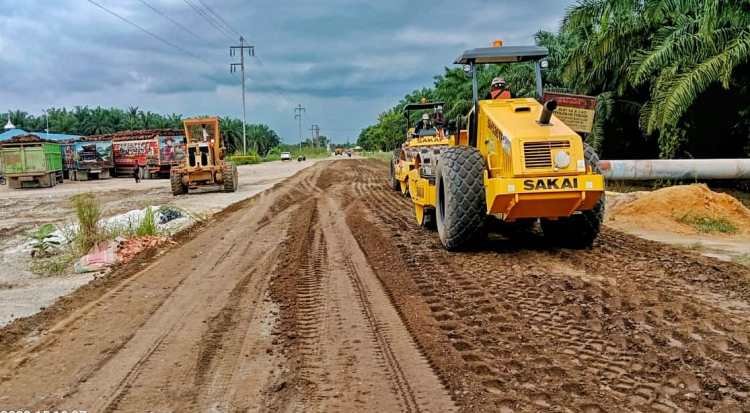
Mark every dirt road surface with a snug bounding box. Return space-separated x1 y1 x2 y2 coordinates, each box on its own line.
0 160 318 326
1 159 749 412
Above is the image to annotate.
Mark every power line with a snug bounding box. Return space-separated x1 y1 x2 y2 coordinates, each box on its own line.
136 0 205 43
87 0 212 65
182 0 234 40
196 0 243 38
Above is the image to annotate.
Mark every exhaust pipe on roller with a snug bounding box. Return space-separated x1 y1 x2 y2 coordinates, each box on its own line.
538 100 557 125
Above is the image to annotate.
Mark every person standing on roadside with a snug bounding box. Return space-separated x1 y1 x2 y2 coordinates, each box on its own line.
133 162 141 183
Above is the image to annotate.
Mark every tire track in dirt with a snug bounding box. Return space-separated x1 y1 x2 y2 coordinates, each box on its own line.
348 159 750 412
0 163 326 412
268 162 455 412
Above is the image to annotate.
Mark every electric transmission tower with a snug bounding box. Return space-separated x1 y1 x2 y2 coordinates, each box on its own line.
294 104 305 150
230 36 255 154
309 124 320 148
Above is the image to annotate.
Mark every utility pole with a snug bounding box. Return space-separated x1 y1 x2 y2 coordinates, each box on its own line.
230 36 255 154
294 104 305 150
309 124 320 148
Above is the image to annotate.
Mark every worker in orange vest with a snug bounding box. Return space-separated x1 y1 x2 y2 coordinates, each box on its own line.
488 77 511 99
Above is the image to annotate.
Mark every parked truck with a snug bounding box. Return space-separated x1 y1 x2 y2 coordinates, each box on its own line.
85 129 186 178
61 140 114 180
0 135 63 189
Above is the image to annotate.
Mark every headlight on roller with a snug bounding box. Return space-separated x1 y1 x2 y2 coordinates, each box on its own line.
502 136 512 155
554 151 571 169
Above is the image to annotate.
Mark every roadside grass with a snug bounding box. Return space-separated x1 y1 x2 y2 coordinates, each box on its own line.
228 151 262 165
29 196 166 276
30 252 76 276
70 193 107 254
136 206 158 236
676 214 739 234
229 147 330 164
362 151 392 163
292 147 330 159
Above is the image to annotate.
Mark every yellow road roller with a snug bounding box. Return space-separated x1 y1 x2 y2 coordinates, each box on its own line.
393 44 605 250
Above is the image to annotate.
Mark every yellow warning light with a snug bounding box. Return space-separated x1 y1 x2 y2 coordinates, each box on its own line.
492 39 504 48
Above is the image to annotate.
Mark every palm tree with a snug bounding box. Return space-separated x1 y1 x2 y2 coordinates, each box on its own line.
562 0 750 156
631 0 750 138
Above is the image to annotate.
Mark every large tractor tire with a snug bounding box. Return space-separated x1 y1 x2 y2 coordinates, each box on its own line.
541 143 605 248
223 163 238 192
389 148 401 191
170 172 187 195
435 147 486 250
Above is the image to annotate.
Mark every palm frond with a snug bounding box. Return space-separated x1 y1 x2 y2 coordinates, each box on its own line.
659 31 750 129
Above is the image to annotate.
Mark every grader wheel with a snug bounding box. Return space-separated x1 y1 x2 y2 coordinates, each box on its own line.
223 163 238 192
540 143 605 248
435 147 486 250
170 172 187 195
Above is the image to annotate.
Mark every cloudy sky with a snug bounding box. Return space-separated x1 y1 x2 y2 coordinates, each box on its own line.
0 0 569 143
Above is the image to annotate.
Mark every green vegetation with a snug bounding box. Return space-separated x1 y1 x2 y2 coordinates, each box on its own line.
6 106 281 157
228 153 262 165
71 193 106 253
28 223 60 258
136 207 158 237
359 0 750 161
29 198 168 276
30 253 76 276
362 151 392 163
292 147 331 159
676 214 739 234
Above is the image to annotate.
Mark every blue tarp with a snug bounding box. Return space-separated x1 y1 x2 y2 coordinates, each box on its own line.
0 128 80 142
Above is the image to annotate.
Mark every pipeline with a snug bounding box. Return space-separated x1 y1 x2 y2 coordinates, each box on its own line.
598 159 750 180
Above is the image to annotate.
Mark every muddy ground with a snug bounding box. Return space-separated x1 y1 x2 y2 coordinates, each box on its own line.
0 159 749 412
0 160 319 325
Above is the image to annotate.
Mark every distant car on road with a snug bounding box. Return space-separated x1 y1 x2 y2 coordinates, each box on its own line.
280 152 292 161
298 155 306 162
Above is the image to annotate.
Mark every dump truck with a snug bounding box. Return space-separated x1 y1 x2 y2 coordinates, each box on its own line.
61 140 114 180
170 117 237 195
83 130 185 178
390 101 454 203
112 131 185 178
397 44 605 250
0 135 63 189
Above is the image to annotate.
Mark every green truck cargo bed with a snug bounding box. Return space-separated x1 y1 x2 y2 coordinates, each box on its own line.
0 141 63 188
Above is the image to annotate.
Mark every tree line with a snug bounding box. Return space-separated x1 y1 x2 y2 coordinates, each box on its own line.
358 0 750 159
5 106 282 156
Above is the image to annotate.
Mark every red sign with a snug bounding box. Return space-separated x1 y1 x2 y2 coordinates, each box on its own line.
543 92 596 110
542 92 597 133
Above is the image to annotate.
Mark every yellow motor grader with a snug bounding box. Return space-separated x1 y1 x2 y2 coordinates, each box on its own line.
170 117 238 195
394 44 605 250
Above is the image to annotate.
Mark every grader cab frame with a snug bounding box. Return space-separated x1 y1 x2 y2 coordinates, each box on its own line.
169 117 238 195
